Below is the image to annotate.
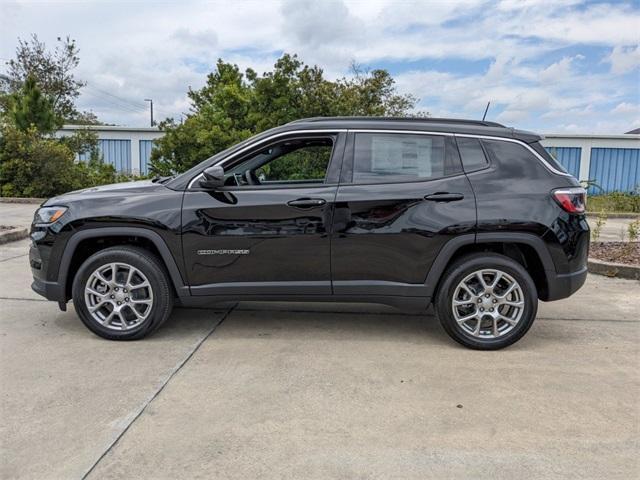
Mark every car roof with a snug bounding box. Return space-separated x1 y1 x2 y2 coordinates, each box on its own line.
279 116 541 143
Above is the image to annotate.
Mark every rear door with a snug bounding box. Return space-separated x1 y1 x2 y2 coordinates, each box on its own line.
331 130 476 297
182 132 345 296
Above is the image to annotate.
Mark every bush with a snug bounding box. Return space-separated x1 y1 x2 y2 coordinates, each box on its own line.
0 125 126 198
587 192 640 213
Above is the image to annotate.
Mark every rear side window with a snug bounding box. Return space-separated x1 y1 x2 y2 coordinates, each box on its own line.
456 137 488 171
353 133 457 184
529 141 569 174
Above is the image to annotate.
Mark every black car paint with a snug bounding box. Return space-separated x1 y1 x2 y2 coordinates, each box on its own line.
30 118 589 311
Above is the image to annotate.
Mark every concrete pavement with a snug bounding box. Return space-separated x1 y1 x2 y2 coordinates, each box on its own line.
0 202 39 229
1 238 639 479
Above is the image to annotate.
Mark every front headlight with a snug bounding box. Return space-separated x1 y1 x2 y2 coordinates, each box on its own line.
34 206 68 224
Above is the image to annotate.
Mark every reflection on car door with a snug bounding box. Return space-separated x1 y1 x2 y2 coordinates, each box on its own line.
181 132 345 296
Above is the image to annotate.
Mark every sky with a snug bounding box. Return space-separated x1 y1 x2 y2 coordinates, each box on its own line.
1 0 639 133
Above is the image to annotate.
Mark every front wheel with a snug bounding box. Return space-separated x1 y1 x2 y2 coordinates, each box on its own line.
435 253 538 350
72 246 174 340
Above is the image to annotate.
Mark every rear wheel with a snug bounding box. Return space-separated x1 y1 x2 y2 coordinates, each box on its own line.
72 246 173 340
435 253 537 350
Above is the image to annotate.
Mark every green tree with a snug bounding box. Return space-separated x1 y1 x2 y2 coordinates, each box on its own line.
6 74 59 133
1 35 86 122
150 54 422 175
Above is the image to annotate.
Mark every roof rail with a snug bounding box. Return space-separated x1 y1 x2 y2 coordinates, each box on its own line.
287 116 506 128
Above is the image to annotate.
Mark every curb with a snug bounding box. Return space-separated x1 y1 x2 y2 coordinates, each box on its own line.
586 212 640 219
588 258 640 280
0 197 44 204
0 227 29 245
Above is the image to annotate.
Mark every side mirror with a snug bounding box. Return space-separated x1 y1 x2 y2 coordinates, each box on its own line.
199 165 225 189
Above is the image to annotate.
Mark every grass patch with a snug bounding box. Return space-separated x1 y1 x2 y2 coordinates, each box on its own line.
587 192 640 213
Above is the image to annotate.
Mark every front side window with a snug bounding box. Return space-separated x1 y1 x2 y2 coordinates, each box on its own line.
353 133 454 184
225 137 334 186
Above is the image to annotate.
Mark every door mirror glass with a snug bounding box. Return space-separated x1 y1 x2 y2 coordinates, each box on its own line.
199 165 225 189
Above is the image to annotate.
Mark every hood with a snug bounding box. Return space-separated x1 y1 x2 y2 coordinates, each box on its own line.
45 180 164 205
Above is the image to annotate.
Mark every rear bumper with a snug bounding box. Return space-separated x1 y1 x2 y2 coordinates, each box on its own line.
543 266 588 301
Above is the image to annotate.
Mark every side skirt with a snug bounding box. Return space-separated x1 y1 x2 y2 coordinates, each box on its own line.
176 294 431 313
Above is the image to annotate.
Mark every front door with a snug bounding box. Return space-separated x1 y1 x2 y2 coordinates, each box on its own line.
182 132 345 296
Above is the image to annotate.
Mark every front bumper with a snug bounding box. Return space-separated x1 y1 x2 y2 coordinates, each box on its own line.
542 266 588 301
31 277 65 302
30 240 67 309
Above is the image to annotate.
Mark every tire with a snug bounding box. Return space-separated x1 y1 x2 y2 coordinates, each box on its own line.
72 246 174 340
435 252 538 350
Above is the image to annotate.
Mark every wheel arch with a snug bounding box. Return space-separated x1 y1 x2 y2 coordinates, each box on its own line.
59 227 189 301
425 233 555 301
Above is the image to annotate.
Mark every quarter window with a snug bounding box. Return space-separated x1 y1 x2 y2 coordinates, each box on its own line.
353 133 453 184
456 137 488 171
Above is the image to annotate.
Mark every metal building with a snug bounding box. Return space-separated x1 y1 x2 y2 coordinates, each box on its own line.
540 134 640 194
56 125 163 175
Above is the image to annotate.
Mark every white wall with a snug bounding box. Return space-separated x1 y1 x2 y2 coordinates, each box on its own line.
55 125 164 174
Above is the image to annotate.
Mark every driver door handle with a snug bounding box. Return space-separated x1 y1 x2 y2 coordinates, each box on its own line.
287 198 326 209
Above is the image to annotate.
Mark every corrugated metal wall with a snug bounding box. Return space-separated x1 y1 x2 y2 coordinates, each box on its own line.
77 139 131 173
139 140 154 175
588 148 639 194
544 146 581 179
100 140 131 173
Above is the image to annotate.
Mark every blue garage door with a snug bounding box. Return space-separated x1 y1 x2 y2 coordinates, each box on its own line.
544 147 581 179
76 139 131 173
139 140 154 175
588 148 640 194
99 139 131 173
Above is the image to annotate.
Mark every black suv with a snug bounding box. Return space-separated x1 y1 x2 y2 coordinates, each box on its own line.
30 117 589 349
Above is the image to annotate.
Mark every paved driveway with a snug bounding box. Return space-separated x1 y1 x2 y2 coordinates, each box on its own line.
1 235 639 479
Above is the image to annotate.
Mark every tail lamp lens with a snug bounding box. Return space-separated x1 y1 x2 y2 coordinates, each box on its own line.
552 188 586 214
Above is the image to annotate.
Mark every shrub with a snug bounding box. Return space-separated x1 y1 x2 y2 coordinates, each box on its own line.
587 192 640 213
0 125 125 198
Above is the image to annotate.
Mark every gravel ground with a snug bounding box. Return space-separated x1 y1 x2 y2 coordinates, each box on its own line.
590 242 640 265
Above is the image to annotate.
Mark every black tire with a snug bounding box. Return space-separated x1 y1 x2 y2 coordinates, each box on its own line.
72 246 174 340
435 252 538 350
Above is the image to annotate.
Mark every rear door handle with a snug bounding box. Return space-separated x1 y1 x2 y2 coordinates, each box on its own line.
287 198 327 209
424 192 464 202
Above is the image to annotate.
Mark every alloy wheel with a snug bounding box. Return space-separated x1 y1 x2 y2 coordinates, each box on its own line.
84 262 154 330
451 268 525 339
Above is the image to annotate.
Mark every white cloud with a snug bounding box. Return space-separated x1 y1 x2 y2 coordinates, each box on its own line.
538 57 576 83
611 102 639 114
605 45 640 75
1 0 638 133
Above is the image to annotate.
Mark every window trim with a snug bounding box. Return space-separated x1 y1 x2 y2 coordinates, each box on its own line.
186 127 570 190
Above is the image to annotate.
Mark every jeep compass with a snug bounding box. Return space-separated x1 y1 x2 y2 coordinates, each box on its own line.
30 117 589 349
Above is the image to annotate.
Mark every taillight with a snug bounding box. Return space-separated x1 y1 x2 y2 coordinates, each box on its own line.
552 187 586 214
